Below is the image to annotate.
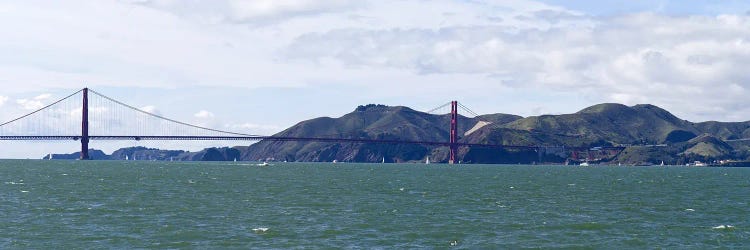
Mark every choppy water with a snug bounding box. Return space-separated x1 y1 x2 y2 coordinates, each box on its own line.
1 160 749 248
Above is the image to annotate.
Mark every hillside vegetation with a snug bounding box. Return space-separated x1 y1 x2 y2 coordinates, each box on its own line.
240 103 750 164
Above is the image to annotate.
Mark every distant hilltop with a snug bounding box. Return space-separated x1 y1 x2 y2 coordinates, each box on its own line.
46 103 750 165
45 146 241 161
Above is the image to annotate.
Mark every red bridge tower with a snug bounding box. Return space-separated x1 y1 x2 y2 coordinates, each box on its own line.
80 88 90 160
449 101 458 164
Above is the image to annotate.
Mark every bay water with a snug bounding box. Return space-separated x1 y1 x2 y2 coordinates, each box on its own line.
1 160 748 248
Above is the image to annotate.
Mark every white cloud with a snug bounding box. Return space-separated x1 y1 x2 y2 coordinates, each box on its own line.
14 93 53 110
120 0 361 25
0 96 7 107
194 110 215 118
227 0 358 22
1 0 749 126
16 99 43 110
231 122 281 129
33 93 52 100
226 122 283 135
140 106 161 116
69 107 82 117
283 12 750 121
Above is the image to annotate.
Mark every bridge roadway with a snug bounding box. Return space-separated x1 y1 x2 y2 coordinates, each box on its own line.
0 135 626 151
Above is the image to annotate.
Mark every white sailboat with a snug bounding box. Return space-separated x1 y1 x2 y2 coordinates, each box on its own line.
382 157 385 164
48 153 53 160
425 156 430 164
125 155 129 161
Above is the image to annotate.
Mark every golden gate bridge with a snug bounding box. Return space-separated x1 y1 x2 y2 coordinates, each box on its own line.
0 88 624 163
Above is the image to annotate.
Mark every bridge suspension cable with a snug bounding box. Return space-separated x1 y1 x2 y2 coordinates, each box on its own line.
0 89 82 128
457 102 480 117
426 102 452 114
1 87 271 141
87 89 261 137
0 89 83 137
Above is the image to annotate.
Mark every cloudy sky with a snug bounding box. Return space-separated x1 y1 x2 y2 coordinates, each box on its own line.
1 0 750 158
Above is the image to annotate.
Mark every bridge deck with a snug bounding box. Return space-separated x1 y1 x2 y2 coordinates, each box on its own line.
0 135 624 151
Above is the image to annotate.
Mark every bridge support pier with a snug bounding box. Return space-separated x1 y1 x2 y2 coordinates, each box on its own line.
449 101 457 164
80 88 90 160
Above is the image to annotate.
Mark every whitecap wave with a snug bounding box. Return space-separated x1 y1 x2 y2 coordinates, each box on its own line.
712 225 735 230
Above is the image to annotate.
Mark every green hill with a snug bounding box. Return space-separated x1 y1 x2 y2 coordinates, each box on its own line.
241 104 520 163
462 103 749 164
490 103 698 146
239 102 750 164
